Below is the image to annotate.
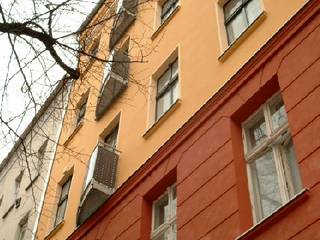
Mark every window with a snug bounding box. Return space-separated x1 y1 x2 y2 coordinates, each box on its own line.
54 177 72 226
89 39 100 58
76 97 88 126
17 215 28 240
101 50 115 89
104 124 119 150
242 94 303 222
116 0 124 13
151 184 177 240
224 0 262 44
15 171 23 200
156 58 179 121
37 139 48 173
161 0 179 24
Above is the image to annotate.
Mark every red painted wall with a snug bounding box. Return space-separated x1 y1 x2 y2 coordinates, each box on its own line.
68 1 320 239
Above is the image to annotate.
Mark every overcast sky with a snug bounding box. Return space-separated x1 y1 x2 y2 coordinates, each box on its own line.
0 0 99 161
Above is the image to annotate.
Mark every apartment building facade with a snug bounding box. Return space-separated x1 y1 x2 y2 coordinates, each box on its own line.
0 82 69 240
35 0 317 239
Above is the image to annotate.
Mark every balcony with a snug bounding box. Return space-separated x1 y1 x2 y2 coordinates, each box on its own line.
109 0 138 49
95 49 129 120
77 143 119 225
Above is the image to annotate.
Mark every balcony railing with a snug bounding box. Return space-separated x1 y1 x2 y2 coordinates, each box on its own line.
77 143 119 225
95 49 129 120
109 0 138 49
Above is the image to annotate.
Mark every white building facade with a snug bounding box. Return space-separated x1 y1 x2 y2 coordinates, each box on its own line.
0 82 69 240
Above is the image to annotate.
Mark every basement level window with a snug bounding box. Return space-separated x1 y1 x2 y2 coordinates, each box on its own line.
242 93 303 222
151 184 177 240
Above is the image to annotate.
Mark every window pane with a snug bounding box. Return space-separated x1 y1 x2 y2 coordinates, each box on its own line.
246 112 267 149
270 97 288 132
283 140 303 197
37 141 47 172
162 0 178 15
85 147 98 187
161 12 171 23
103 52 114 83
172 223 177 240
172 81 179 103
251 151 282 218
154 194 169 230
158 70 171 94
161 0 178 23
172 59 178 80
18 229 26 240
61 179 71 200
154 229 170 240
245 0 262 24
224 0 242 19
18 223 27 240
226 10 248 43
79 105 86 119
162 0 173 13
104 125 119 149
171 186 177 217
157 91 171 120
116 0 124 12
55 200 67 225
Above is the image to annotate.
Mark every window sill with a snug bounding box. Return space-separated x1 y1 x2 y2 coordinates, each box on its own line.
25 174 40 191
143 99 181 139
235 188 310 240
218 11 267 62
2 203 14 219
63 121 84 146
44 220 65 240
151 5 181 41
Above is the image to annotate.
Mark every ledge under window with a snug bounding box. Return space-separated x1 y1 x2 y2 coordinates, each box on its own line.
25 174 40 191
45 220 65 240
219 11 267 62
151 5 181 41
2 203 14 219
63 121 84 146
143 99 181 139
235 188 310 240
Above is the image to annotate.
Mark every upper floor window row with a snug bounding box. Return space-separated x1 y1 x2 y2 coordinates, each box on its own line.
156 58 179 121
54 176 72 227
224 0 262 44
161 0 179 24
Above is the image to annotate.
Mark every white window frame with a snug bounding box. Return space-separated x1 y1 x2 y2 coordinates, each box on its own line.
37 139 48 174
155 58 179 121
76 95 88 126
17 215 28 240
15 171 23 200
160 0 179 24
101 50 115 93
116 0 125 13
223 0 262 45
54 177 72 226
151 184 176 240
242 93 302 222
17 222 27 240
